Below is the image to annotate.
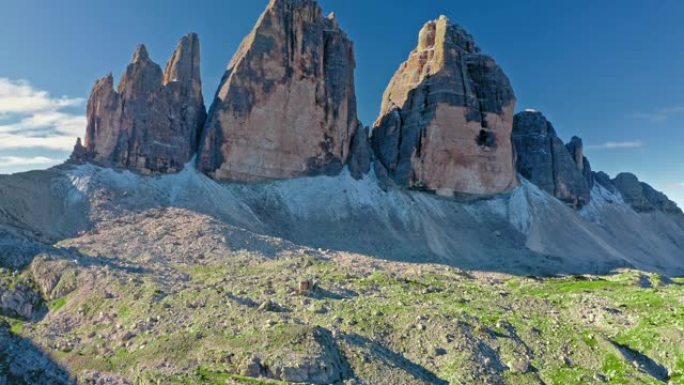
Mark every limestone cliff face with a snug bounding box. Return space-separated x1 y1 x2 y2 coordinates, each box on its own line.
371 16 518 197
80 34 206 174
512 111 591 208
198 0 359 181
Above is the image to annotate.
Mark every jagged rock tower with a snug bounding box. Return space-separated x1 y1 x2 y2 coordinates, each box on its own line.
79 33 206 174
371 16 518 197
198 0 361 181
512 110 592 207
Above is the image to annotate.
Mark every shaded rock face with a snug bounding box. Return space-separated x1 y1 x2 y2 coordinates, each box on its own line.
371 16 518 197
593 171 617 193
565 136 594 189
612 173 682 214
0 277 44 320
347 125 372 179
512 111 590 208
81 34 206 174
68 137 88 164
198 0 359 181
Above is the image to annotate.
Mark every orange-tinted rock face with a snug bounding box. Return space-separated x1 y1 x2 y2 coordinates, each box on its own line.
371 16 518 197
81 34 205 174
198 0 359 181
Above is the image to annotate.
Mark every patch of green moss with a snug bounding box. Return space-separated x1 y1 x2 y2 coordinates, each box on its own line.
48 297 67 312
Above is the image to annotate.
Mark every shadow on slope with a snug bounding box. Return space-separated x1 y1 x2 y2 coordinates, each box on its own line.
610 341 670 383
0 321 74 384
343 333 449 385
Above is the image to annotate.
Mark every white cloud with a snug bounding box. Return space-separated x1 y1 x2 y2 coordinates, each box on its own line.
630 106 684 123
0 78 83 114
0 134 79 150
0 156 62 168
0 78 85 151
586 141 643 150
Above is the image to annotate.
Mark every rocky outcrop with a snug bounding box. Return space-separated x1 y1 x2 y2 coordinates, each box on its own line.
611 173 682 214
79 371 132 385
79 34 206 174
68 137 88 163
239 326 351 384
593 171 617 193
30 256 79 300
512 111 590 208
198 0 360 181
371 16 518 197
0 274 44 320
565 136 594 189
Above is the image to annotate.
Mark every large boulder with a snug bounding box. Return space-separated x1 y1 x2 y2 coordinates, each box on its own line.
78 33 206 174
612 173 682 214
512 110 590 208
198 0 360 181
371 16 518 197
0 271 44 320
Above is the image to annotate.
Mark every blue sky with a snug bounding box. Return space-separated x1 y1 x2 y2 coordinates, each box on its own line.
1 0 683 206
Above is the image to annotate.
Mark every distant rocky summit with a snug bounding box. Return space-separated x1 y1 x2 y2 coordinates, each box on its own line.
512 110 592 208
197 0 361 181
372 16 518 197
605 172 682 214
77 33 206 174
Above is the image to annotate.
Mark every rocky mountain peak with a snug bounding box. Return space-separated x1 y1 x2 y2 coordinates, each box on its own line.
68 137 88 163
371 16 517 197
197 0 360 181
512 110 591 208
163 33 201 89
118 44 163 98
131 44 151 63
566 136 585 171
611 172 682 214
76 34 206 174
